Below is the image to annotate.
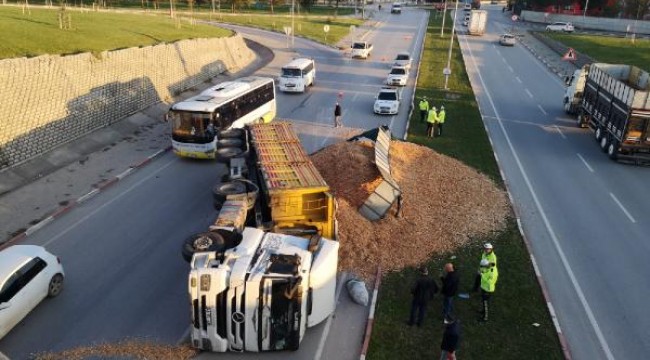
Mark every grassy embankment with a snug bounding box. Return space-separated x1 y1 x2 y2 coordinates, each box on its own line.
0 6 231 59
367 11 565 360
547 33 650 72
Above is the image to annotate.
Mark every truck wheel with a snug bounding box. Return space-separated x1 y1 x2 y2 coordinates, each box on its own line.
182 232 226 263
218 128 244 139
216 147 244 163
217 138 243 148
600 136 608 152
595 127 602 141
212 181 248 209
607 141 619 160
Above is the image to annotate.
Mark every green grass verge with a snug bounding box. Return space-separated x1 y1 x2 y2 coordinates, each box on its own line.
547 33 650 72
367 12 564 360
0 6 231 59
192 12 364 46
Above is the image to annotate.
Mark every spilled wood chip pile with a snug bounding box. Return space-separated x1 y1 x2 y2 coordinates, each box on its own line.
311 140 510 281
34 340 197 360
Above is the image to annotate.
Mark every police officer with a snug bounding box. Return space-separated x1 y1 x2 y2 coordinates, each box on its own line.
479 259 498 322
437 106 446 136
419 97 430 123
473 243 497 291
427 106 438 138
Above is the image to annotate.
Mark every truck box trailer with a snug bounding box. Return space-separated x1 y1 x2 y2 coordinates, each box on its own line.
468 10 488 36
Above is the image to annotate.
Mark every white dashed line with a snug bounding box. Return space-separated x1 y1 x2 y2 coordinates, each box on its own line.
515 76 522 83
577 153 594 172
525 89 533 98
554 125 566 139
609 192 636 223
538 104 547 115
508 65 514 73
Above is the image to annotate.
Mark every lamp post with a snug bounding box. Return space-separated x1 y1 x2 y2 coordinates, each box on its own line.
582 0 590 30
441 0 447 37
444 0 459 90
292 0 295 48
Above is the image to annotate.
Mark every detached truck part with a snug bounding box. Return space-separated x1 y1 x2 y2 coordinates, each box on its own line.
468 10 488 36
578 63 650 162
189 226 339 352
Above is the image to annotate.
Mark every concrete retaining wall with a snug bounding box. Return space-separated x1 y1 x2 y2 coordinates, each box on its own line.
0 34 255 170
521 11 650 35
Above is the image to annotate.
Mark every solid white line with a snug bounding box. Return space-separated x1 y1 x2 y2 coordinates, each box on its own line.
42 158 178 248
462 35 615 360
515 76 522 83
531 255 541 277
537 104 547 115
525 89 533 98
609 193 636 223
314 272 348 360
554 125 566 139
577 153 594 173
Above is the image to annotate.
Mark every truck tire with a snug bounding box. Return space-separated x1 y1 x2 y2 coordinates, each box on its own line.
217 138 243 148
600 136 608 152
595 127 603 141
607 141 619 160
216 147 244 163
182 232 226 263
212 181 248 209
218 128 244 139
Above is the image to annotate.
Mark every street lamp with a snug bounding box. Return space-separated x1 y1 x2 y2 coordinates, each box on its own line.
292 0 295 48
443 0 459 90
441 0 447 37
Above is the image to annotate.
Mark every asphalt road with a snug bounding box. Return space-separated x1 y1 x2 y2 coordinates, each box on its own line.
0 7 429 360
458 7 650 360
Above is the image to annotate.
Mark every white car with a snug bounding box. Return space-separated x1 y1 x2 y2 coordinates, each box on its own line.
546 22 574 32
374 87 401 115
393 52 412 69
0 245 64 339
386 66 409 86
499 33 516 46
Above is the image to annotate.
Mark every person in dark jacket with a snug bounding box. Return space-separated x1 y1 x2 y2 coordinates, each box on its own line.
440 263 459 319
407 266 439 327
440 316 461 360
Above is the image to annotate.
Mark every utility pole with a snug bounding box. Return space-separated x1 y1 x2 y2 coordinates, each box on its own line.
582 0 590 30
292 0 295 48
441 1 447 37
444 0 459 90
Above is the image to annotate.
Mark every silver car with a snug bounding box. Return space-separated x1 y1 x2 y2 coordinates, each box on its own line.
545 22 574 32
499 33 516 46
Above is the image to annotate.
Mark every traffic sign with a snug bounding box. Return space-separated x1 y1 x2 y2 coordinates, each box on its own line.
283 26 292 35
562 47 577 61
443 67 452 76
511 15 518 21
324 25 330 33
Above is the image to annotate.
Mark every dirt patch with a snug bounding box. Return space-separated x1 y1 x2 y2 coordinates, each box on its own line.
33 339 197 360
311 140 510 281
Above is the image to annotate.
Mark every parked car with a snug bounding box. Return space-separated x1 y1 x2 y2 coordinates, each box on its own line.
393 52 412 69
546 22 574 32
0 245 64 340
499 33 516 46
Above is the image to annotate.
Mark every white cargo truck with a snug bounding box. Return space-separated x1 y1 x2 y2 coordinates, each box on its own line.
188 226 339 352
468 10 488 36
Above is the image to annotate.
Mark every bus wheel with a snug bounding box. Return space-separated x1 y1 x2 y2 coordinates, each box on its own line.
182 232 226 263
212 181 247 209
216 147 244 163
217 138 243 148
218 128 244 139
607 141 619 160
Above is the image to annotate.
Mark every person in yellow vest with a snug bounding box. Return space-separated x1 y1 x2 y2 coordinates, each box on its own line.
478 259 498 322
427 106 438 138
473 243 497 292
419 97 430 123
437 106 446 137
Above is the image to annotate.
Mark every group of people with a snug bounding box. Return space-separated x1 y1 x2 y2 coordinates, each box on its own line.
419 97 446 138
407 243 499 359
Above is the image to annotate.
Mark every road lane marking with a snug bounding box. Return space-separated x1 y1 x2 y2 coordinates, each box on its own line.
352 93 359 102
554 125 566 139
176 326 191 345
515 76 522 83
314 272 348 360
42 157 178 248
609 193 636 223
538 104 547 115
462 35 615 360
525 89 533 98
577 153 594 173
508 65 514 73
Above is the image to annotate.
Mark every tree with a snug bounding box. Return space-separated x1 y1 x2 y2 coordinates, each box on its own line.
624 0 650 19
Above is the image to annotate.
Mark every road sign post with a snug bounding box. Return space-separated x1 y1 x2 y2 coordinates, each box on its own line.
283 26 292 48
324 24 330 42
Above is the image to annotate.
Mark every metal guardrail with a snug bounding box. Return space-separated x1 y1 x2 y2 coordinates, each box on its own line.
358 126 402 221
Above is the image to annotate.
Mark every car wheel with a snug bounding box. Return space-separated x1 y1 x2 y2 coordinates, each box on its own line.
182 232 227 263
47 274 64 298
600 136 608 152
607 141 619 160
212 181 248 209
216 147 244 163
217 138 243 148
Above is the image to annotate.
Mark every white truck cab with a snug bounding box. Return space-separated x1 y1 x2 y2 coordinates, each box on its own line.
563 67 588 114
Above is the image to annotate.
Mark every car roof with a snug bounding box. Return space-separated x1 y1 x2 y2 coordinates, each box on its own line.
0 245 49 276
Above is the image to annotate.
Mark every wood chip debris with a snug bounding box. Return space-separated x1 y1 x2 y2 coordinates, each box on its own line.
311 140 511 281
33 339 197 360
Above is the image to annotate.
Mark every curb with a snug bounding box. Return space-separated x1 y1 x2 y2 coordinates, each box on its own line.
359 266 382 360
0 146 172 251
404 10 430 140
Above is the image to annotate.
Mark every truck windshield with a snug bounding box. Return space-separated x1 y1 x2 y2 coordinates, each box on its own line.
378 92 397 101
169 110 215 142
352 43 365 49
390 68 406 75
281 68 301 77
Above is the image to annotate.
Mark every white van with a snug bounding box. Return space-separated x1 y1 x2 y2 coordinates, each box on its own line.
278 58 316 93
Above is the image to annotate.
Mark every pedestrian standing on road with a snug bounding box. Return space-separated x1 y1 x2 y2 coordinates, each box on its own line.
437 106 446 136
407 266 439 327
419 97 430 123
440 263 459 319
427 106 439 138
440 316 461 360
334 102 342 128
478 259 498 322
473 242 497 292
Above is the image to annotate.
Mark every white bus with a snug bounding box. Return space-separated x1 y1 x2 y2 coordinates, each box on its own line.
278 58 316 93
167 76 276 159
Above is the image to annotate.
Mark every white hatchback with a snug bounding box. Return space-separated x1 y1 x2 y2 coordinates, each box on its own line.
0 245 64 339
546 22 574 32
